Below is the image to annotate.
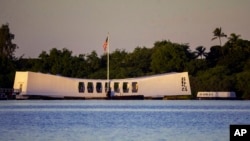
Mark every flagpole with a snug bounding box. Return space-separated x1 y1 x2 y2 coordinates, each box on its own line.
107 32 110 88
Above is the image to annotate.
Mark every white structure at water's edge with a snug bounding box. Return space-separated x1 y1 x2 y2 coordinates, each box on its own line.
197 91 236 99
13 71 191 99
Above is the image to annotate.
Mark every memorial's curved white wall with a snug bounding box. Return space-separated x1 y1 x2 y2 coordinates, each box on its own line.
13 71 191 98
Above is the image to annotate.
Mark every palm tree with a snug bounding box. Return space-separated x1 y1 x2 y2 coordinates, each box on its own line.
226 33 242 52
194 46 207 59
211 27 227 46
228 33 241 44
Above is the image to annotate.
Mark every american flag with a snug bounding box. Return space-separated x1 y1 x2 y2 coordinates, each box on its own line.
103 36 108 52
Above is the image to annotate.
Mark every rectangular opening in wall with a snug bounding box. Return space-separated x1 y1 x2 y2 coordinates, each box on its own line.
96 82 102 93
114 82 120 93
123 82 129 93
78 82 85 93
87 82 93 93
132 82 138 93
105 82 110 93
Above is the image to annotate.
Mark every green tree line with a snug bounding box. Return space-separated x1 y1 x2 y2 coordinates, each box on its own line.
1 24 250 99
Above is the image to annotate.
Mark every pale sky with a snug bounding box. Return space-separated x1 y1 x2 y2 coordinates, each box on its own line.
1 0 250 58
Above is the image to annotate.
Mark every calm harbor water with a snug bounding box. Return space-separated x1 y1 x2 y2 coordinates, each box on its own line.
0 100 250 141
